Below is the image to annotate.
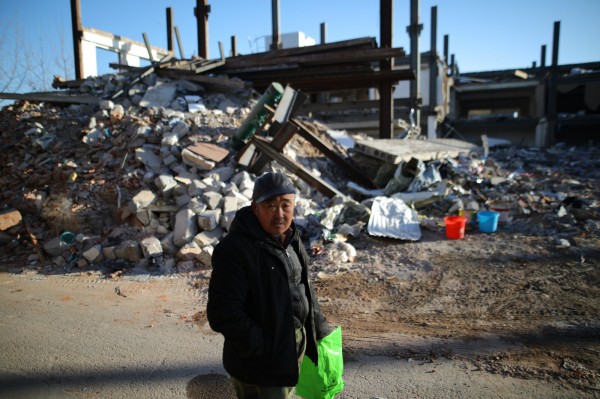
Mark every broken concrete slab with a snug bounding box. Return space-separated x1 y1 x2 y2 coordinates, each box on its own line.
186 142 229 163
354 138 481 164
181 148 216 170
139 82 177 108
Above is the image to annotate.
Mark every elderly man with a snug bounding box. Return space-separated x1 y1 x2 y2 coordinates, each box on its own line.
207 172 333 399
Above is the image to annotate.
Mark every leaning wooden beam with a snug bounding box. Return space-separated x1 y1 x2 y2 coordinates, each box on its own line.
248 121 299 174
0 92 98 104
292 118 377 189
250 136 343 199
194 59 226 74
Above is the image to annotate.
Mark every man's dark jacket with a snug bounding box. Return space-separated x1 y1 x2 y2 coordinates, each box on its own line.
207 206 331 387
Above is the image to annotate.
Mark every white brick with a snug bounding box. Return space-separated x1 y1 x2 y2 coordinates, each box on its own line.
193 228 224 248
140 236 163 258
173 209 197 247
198 209 221 231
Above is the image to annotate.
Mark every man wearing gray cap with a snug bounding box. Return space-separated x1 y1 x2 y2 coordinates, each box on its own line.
207 172 333 398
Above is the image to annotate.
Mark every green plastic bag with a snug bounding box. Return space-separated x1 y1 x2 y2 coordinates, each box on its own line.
296 326 344 399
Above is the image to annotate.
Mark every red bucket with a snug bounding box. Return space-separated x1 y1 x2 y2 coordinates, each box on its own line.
444 216 467 240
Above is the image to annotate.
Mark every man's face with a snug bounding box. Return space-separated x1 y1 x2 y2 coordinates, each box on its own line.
251 194 295 237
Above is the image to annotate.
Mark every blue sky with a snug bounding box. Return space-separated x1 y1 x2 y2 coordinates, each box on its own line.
1 0 600 89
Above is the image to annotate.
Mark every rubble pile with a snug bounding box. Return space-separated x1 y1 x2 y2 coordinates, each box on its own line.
1 69 599 276
0 71 353 274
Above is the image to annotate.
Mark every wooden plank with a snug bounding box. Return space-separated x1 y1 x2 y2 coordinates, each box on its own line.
229 37 377 63
0 92 98 104
185 142 229 163
194 59 226 74
225 46 406 69
250 136 343 199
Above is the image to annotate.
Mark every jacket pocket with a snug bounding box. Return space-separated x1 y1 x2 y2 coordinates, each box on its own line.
231 326 265 358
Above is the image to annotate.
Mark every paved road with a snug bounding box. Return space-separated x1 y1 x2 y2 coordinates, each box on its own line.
0 272 585 398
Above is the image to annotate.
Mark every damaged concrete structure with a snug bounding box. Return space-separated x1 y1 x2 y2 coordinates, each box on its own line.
449 61 600 147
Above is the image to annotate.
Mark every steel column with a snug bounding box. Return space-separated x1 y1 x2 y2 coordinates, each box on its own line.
547 21 560 146
379 0 394 139
70 0 83 80
428 6 438 115
195 0 210 59
166 7 174 55
271 0 281 50
408 0 423 128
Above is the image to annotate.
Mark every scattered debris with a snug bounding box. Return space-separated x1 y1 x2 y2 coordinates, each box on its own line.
1 61 599 277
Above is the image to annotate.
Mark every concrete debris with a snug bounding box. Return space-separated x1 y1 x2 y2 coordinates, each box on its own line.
1 65 599 278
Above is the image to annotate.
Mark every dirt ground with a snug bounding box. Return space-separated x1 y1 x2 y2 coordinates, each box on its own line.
1 225 598 398
310 226 600 395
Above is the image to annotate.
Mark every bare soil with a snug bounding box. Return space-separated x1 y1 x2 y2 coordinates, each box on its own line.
3 226 598 397
310 227 600 394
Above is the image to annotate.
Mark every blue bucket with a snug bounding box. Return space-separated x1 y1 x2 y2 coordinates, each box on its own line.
478 211 500 233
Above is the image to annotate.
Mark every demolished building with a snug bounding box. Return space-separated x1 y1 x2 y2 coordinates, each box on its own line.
1 63 599 277
1 1 599 277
